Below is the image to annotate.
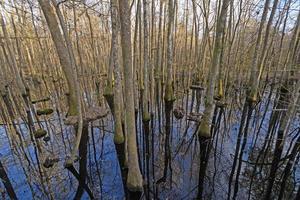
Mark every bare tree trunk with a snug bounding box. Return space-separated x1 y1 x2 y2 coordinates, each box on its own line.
158 0 175 185
198 0 230 138
196 0 230 198
263 11 300 200
109 0 126 194
248 0 271 101
142 0 151 198
118 0 143 197
38 0 80 117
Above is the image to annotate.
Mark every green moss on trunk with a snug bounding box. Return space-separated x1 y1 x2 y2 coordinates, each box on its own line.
164 83 175 103
114 131 125 144
142 111 151 122
104 86 114 114
198 117 211 138
34 129 47 139
32 97 50 104
37 108 54 116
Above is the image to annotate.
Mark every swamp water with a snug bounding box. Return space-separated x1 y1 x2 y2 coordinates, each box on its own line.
0 88 299 200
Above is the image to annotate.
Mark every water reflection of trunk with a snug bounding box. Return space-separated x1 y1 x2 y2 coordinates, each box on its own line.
0 159 18 200
143 119 150 199
232 103 253 200
150 113 156 197
66 165 94 199
1 88 51 197
212 106 224 194
197 106 220 199
264 83 300 200
278 128 300 200
158 99 173 184
1 92 32 164
227 100 253 200
247 85 287 198
1 121 35 198
90 126 102 198
295 186 300 200
115 136 127 197
263 10 300 199
197 137 210 199
74 124 89 199
65 124 94 199
250 83 274 150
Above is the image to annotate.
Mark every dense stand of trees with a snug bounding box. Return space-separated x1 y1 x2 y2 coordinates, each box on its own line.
0 0 299 199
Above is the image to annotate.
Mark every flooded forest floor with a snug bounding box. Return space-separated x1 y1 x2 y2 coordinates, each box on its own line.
0 82 299 200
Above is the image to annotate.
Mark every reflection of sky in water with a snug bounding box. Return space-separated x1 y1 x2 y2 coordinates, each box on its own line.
0 91 299 199
0 120 125 199
0 126 33 199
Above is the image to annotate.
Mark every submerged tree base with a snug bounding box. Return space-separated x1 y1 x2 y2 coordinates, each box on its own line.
33 129 47 139
198 119 211 138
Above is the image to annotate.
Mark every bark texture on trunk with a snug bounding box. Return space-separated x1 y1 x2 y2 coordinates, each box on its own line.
118 0 143 192
198 0 230 138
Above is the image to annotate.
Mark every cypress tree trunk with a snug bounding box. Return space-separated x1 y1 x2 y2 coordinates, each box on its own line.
118 0 143 197
38 0 80 117
110 0 126 194
197 0 230 138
